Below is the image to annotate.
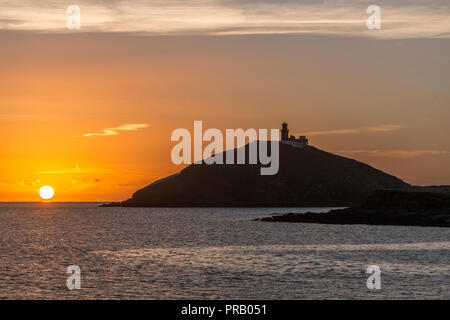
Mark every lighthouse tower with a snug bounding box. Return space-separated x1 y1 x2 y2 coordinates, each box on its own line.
281 122 289 141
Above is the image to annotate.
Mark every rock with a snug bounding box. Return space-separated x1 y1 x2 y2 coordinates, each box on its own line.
258 187 450 227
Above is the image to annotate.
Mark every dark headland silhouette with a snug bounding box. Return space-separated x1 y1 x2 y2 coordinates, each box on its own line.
106 123 408 207
105 123 450 227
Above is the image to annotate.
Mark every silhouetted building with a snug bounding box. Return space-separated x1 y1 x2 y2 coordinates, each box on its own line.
280 122 308 148
281 122 289 141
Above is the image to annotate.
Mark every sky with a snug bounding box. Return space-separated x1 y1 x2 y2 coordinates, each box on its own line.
0 0 449 201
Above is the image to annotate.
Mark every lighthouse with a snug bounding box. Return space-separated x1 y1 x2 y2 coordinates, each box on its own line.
280 122 308 148
281 122 289 141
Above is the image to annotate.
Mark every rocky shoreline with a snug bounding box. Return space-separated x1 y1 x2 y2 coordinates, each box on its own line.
257 187 450 228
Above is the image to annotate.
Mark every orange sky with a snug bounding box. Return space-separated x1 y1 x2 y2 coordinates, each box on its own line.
1 31 449 201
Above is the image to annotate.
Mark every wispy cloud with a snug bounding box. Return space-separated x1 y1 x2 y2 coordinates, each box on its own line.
36 168 113 174
74 123 148 137
297 124 406 136
0 0 448 39
333 149 450 158
35 164 150 176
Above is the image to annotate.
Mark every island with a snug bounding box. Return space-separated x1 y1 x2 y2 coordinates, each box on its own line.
104 123 407 207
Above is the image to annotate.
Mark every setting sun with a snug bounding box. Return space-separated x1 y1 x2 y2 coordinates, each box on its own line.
39 186 54 200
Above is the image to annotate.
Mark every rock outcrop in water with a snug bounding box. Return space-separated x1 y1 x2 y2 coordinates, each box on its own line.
105 142 408 207
258 187 450 227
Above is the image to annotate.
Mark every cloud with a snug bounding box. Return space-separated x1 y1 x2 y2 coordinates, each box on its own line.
333 149 450 158
0 18 24 28
0 179 41 188
0 0 448 39
35 165 149 176
36 168 113 174
297 124 406 136
74 123 148 137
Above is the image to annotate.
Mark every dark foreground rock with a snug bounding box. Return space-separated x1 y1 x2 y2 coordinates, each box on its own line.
258 187 450 227
105 142 407 207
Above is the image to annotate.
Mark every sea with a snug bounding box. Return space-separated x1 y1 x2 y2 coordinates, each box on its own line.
0 202 448 299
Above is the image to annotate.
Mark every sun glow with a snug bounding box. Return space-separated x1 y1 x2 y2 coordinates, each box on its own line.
39 186 54 200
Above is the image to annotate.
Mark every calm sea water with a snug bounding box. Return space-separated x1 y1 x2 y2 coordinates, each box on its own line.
0 202 448 299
